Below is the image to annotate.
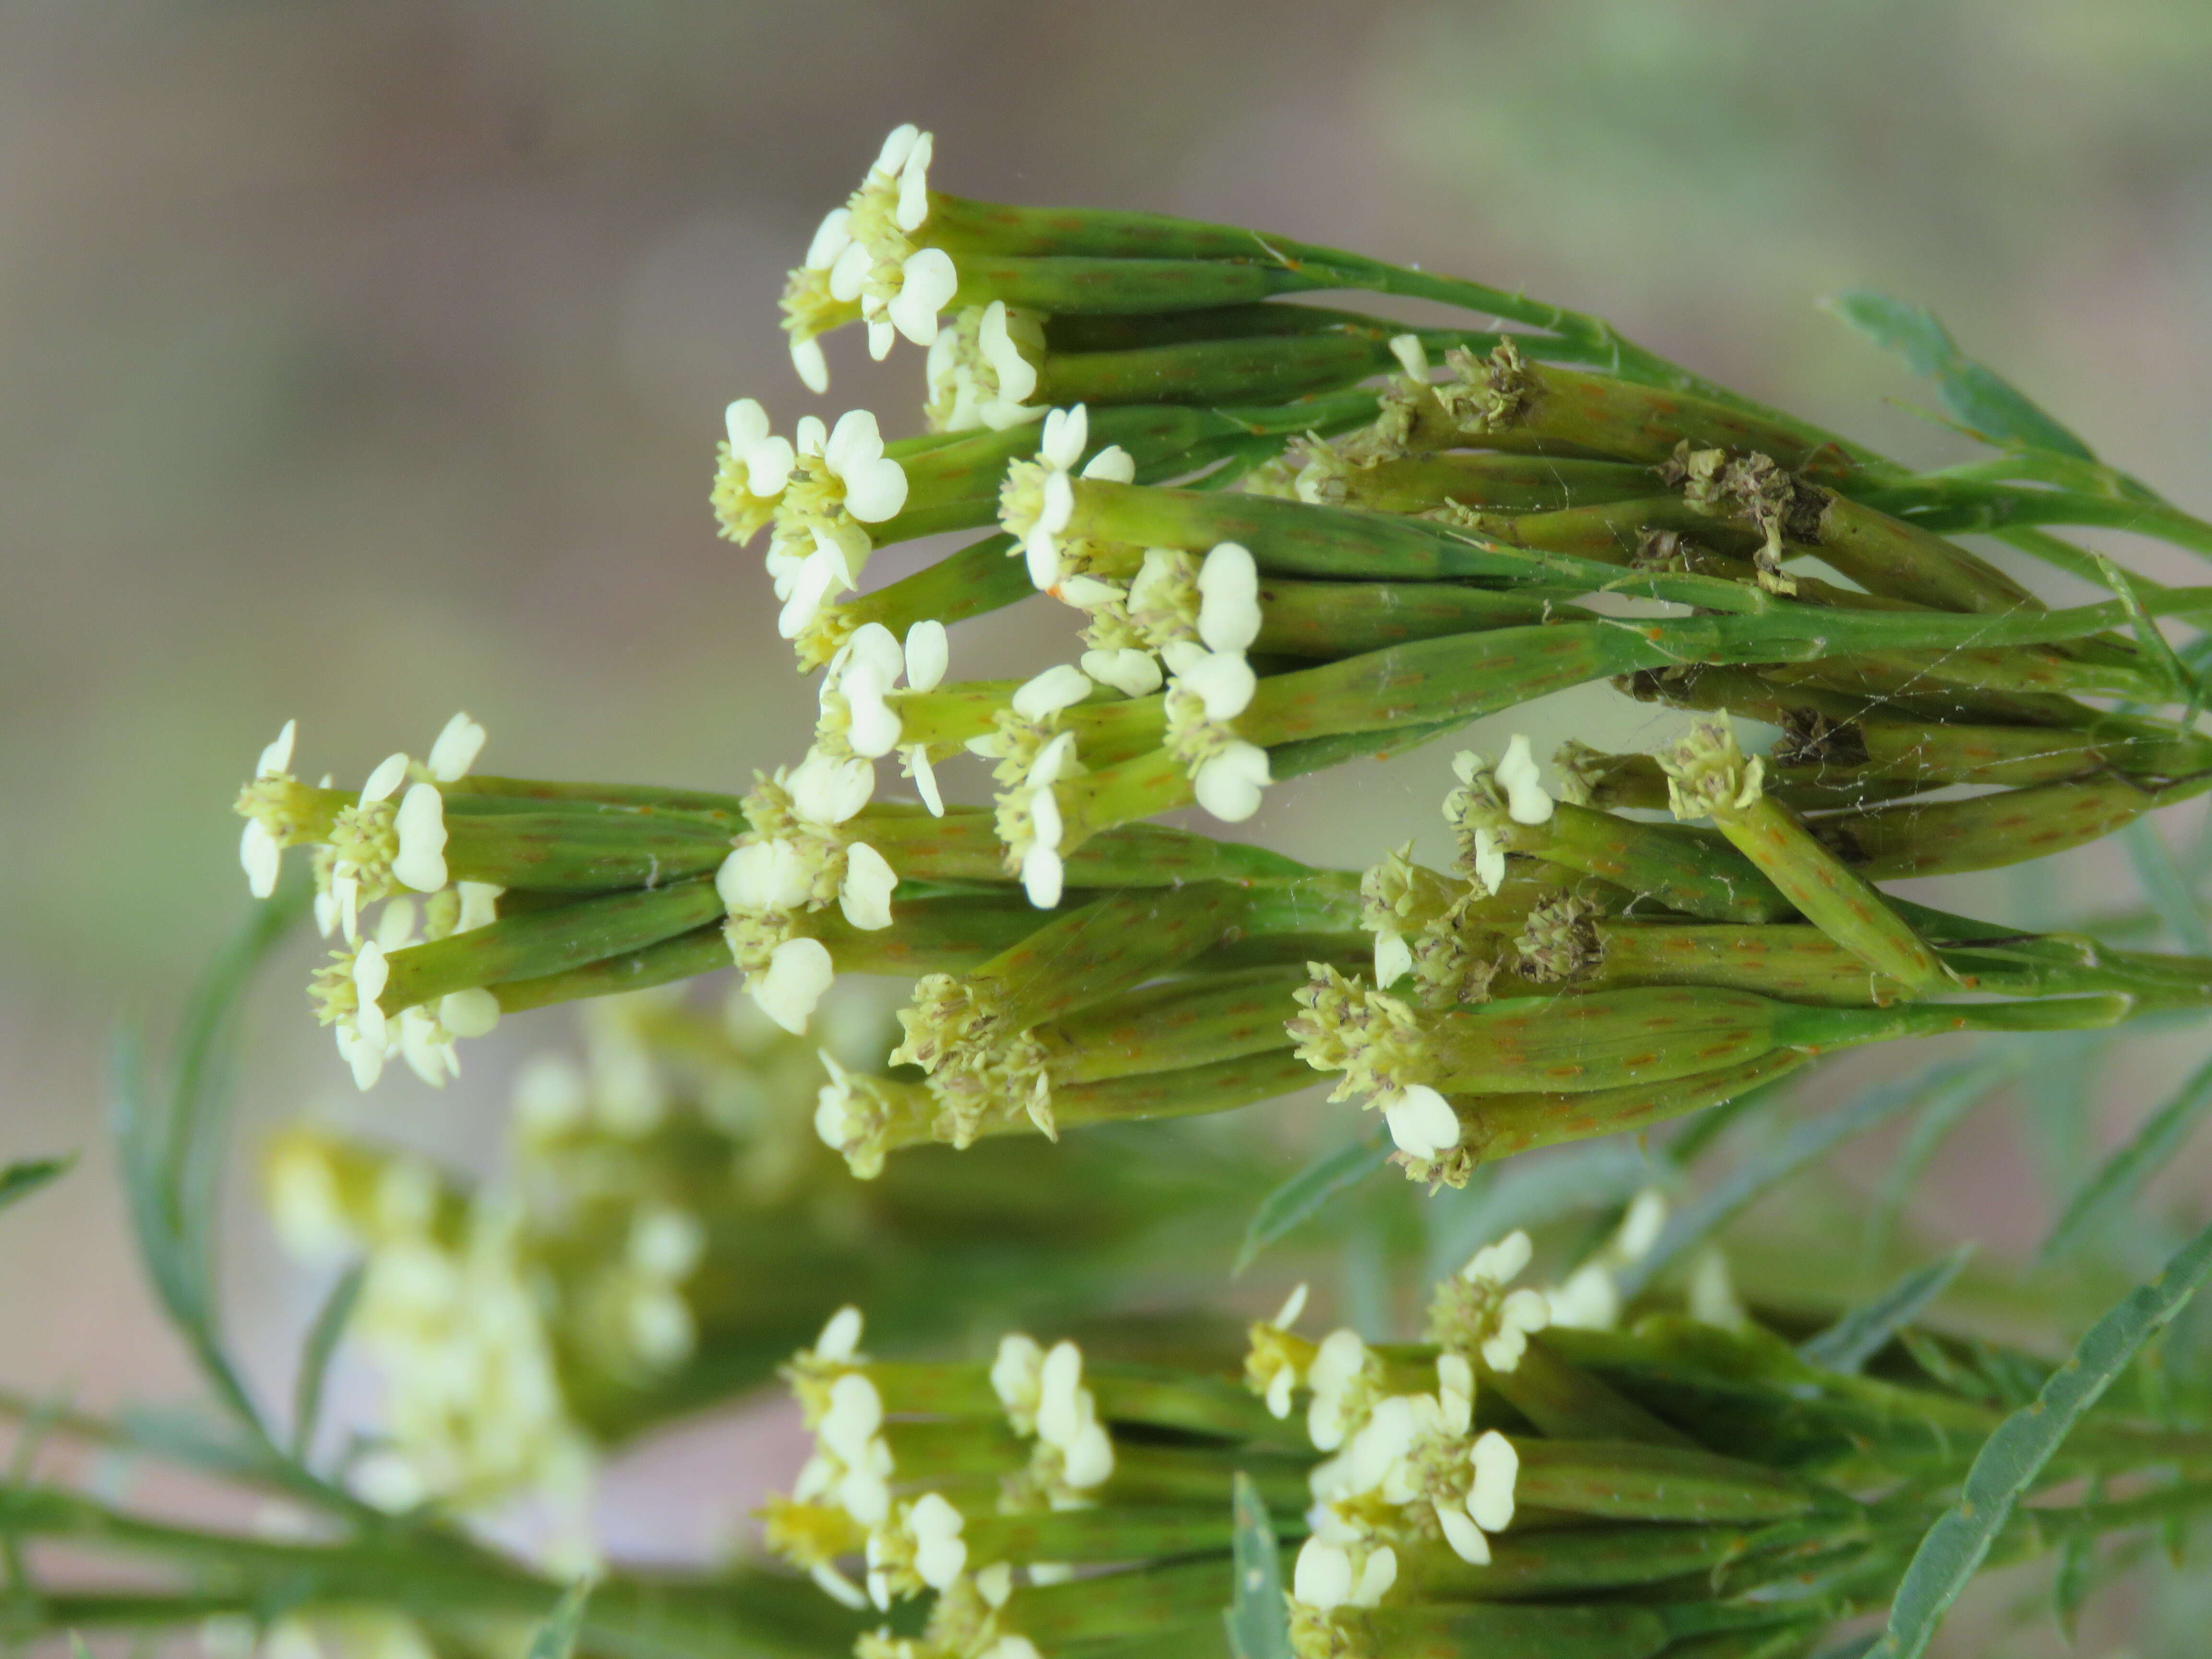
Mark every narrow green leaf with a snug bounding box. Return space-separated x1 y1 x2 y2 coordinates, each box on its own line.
1799 1245 1976 1375
110 878 309 1447
1811 1638 1881 1659
2095 553 2203 722
526 1578 594 1659
2036 1052 2212 1268
1617 1056 2017 1300
1223 1472 1291 1659
290 1262 366 1461
0 1156 73 1214
2119 817 2212 957
1822 289 2095 459
1234 1129 1389 1275
1874 1212 2212 1659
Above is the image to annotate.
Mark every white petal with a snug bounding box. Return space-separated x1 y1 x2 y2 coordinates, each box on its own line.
748 435 796 497
789 750 876 825
839 842 898 931
1061 1419 1114 1488
829 240 873 304
375 895 417 951
1382 1084 1460 1159
1292 1540 1351 1612
895 131 933 231
1388 333 1431 380
256 719 298 778
1546 1262 1621 1331
805 208 854 271
1350 1545 1397 1608
1050 404 1089 470
391 783 449 892
1196 542 1262 653
1373 929 1414 989
726 397 770 451
1193 743 1271 823
842 456 909 523
902 619 948 691
342 1027 386 1091
791 336 829 394
1037 466 1075 538
240 819 282 899
1472 826 1506 896
1023 526 1062 591
426 714 486 781
1274 1282 1310 1328
1435 1502 1491 1565
1079 445 1135 484
353 941 390 1005
439 987 501 1038
842 664 903 757
816 1305 865 1363
1181 649 1256 721
1467 1431 1519 1531
755 938 835 1034
1496 733 1555 825
866 316 895 360
826 409 885 475
902 745 944 816
1463 1229 1533 1286
398 1008 450 1088
1013 663 1094 721
1618 1187 1669 1262
1080 648 1163 698
873 123 920 179
795 415 828 456
360 752 410 806
1019 841 1063 910
1027 731 1078 791
889 248 958 346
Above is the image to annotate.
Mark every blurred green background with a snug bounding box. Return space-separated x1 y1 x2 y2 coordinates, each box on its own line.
4 1 2211 1649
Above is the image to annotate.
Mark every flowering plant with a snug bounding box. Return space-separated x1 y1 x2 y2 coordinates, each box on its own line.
11 122 2212 1659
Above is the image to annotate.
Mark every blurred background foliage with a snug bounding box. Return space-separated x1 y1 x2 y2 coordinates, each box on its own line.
3 1 2211 1650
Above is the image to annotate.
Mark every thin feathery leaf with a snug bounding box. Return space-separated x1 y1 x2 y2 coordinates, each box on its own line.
1223 1472 1292 1659
1874 1212 2212 1659
2037 1051 2212 1268
1800 1244 1976 1375
1618 1056 2018 1300
1235 1129 1389 1275
1822 289 2094 459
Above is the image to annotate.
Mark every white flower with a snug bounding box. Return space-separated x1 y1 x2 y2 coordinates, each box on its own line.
1381 1084 1461 1160
817 410 909 523
1457 1230 1553 1372
238 719 298 898
1163 631 1271 824
925 301 1045 432
1545 1262 1622 1332
1020 406 1089 589
755 938 836 1034
1034 1340 1114 1491
714 399 798 541
1495 733 1554 825
813 1306 866 1367
425 712 487 781
391 784 448 892
1015 732 1075 909
823 619 948 762
806 1370 894 1527
719 841 815 914
1192 740 1272 823
1374 929 1415 989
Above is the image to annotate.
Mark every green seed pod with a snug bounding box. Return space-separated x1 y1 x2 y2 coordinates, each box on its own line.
1253 578 1573 659
1659 721 1947 998
1510 1438 1819 1522
1037 966 1307 1085
1295 453 1661 517
952 252 1328 315
438 810 734 893
1450 1051 1813 1169
1319 1600 1673 1659
1391 1522 1759 1602
1813 773 2212 879
1038 330 1395 408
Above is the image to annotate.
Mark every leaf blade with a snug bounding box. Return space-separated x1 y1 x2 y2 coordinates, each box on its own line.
1234 1129 1389 1275
1223 1471 1291 1659
1874 1212 2212 1659
1822 289 2095 460
290 1261 366 1462
2036 1051 2212 1267
0 1156 73 1214
1799 1243 1977 1375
